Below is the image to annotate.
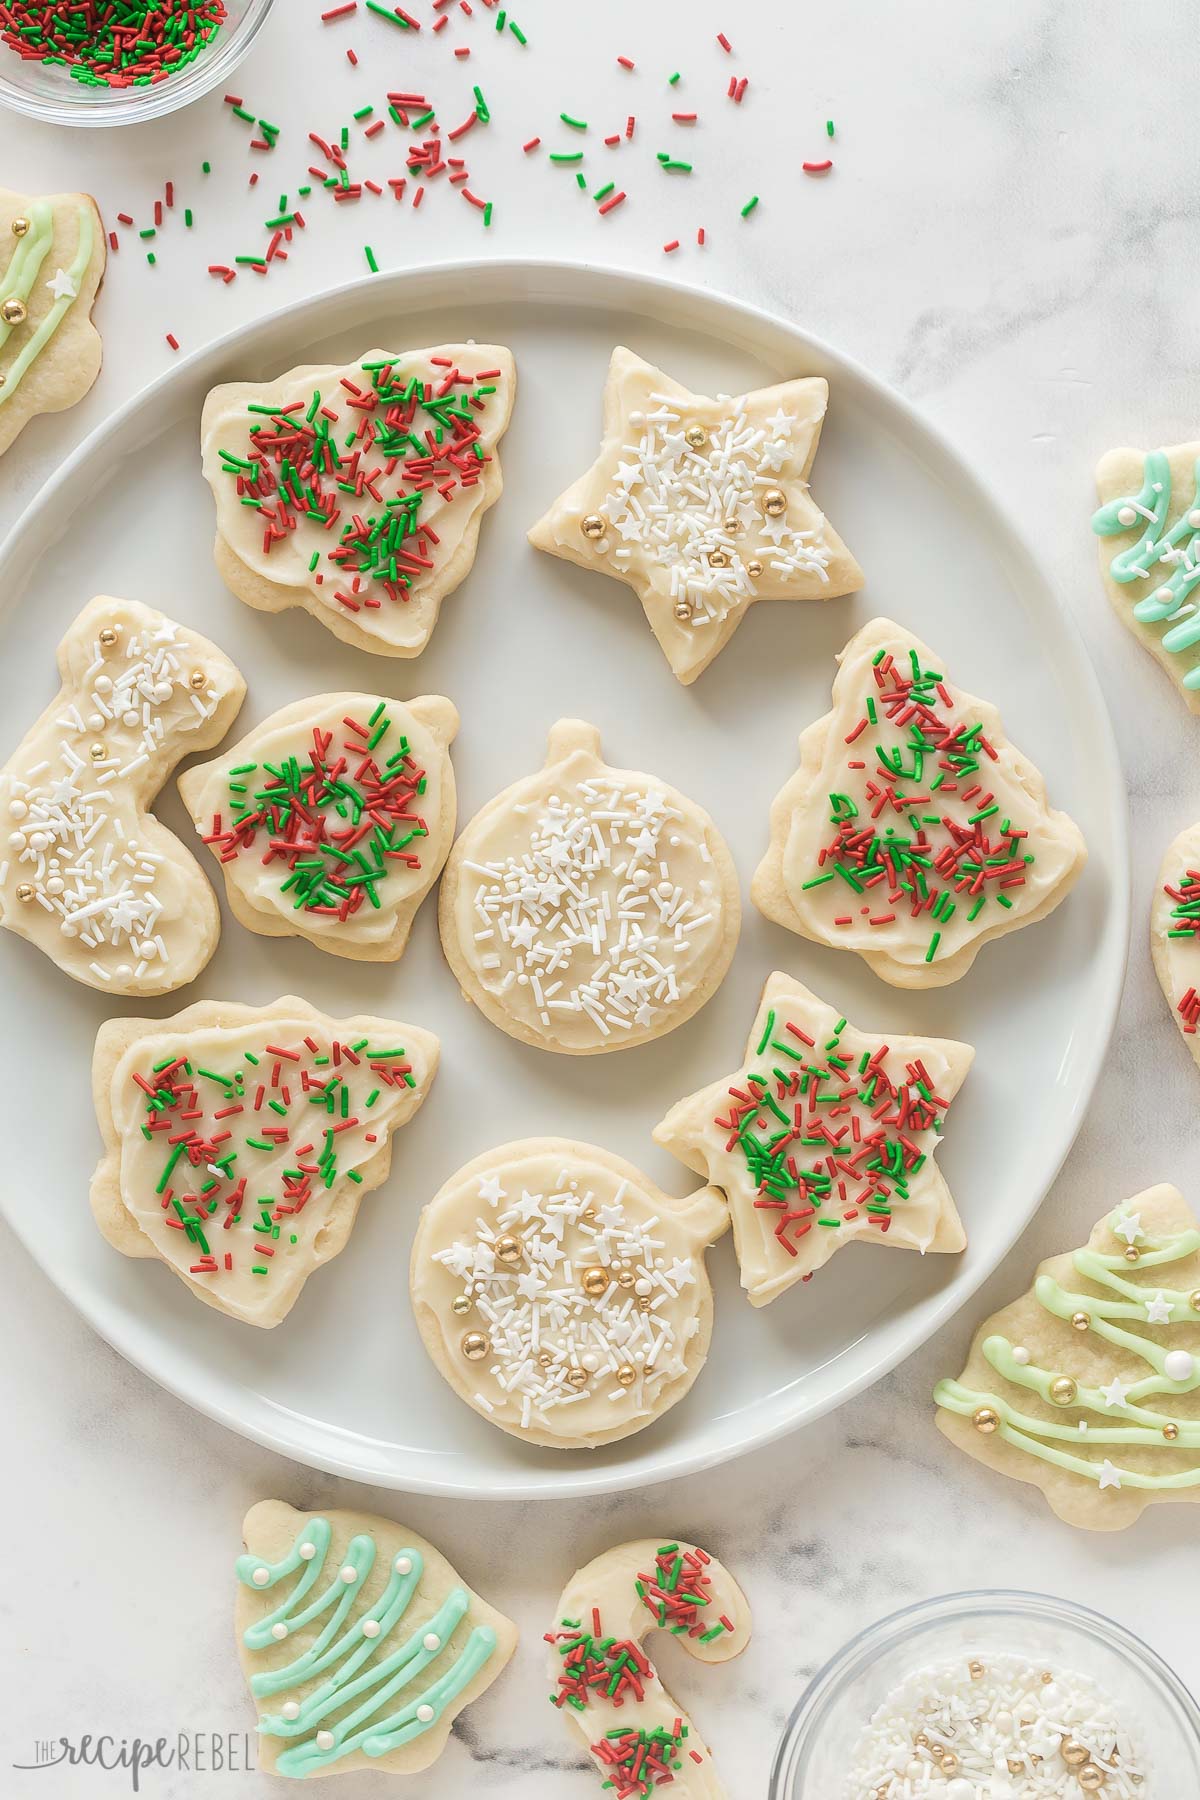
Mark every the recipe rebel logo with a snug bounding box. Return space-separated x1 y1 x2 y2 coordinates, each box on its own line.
12 1732 258 1790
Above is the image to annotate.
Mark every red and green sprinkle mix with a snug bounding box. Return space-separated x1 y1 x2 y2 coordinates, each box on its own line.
715 1013 949 1260
218 355 501 614
204 706 428 920
803 646 1034 964
1164 865 1200 1033
547 1620 654 1713
0 0 226 87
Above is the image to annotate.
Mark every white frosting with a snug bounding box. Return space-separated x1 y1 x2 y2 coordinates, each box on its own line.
1152 816 1200 1071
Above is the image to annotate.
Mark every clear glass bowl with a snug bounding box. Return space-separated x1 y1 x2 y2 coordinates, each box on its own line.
770 1590 1200 1798
0 0 273 127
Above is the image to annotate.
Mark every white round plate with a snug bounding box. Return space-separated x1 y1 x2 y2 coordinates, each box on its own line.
0 260 1127 1497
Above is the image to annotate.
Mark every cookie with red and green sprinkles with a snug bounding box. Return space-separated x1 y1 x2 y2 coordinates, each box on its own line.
200 343 515 658
1152 818 1200 1072
752 616 1088 987
654 971 973 1306
548 1539 750 1798
178 691 457 962
90 995 438 1327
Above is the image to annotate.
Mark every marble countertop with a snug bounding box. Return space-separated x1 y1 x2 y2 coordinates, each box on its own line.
2 2 1196 1795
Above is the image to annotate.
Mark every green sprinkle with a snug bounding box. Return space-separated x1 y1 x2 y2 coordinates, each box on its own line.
473 85 490 122
740 194 760 217
483 201 493 227
202 160 211 174
925 931 941 963
366 0 409 21
549 151 584 163
826 119 835 137
364 244 379 273
509 20 527 43
668 71 681 85
593 181 615 202
561 113 588 130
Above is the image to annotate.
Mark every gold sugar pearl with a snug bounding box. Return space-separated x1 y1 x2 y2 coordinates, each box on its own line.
723 515 744 534
1124 1245 1140 1262
566 1367 589 1390
1070 1311 1090 1331
913 1734 929 1749
15 883 34 903
745 557 764 578
972 1406 1000 1433
98 625 119 648
1190 1290 1200 1314
1040 1671 1055 1685
581 1206 597 1222
684 424 708 449
615 1363 637 1387
1060 1739 1090 1768
580 513 605 540
637 1294 653 1311
938 1753 959 1777
461 1331 489 1362
1078 1765 1106 1792
450 1294 473 1317
1 297 27 326
537 1349 554 1368
616 1269 636 1289
1163 1422 1180 1441
493 1234 522 1264
673 598 694 622
968 1659 985 1680
707 548 730 568
1007 1759 1025 1776
88 742 106 761
760 487 787 517
581 1265 609 1298
188 669 209 691
11 215 30 237
1049 1376 1078 1406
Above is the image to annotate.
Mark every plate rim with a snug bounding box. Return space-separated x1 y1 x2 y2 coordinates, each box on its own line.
0 255 1131 1497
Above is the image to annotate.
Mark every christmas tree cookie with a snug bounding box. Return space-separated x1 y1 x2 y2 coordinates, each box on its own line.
91 996 438 1327
527 346 863 685
654 972 973 1307
409 1139 729 1448
0 596 245 995
0 185 105 459
438 720 740 1054
236 1500 517 1779
1152 820 1200 1067
179 692 457 963
935 1185 1200 1530
752 617 1087 987
547 1540 750 1799
201 344 515 658
1093 441 1200 711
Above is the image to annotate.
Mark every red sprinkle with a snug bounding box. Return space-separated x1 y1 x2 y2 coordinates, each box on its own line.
803 159 833 174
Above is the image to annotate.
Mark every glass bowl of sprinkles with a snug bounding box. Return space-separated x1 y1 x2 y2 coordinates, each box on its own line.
770 1590 1200 1799
0 0 274 128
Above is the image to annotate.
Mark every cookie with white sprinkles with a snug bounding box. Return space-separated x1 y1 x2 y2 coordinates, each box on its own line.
528 345 863 684
0 184 105 459
179 691 458 963
438 719 741 1054
0 596 245 995
409 1139 730 1449
201 343 515 658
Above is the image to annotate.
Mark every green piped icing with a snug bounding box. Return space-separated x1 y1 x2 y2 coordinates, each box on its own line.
237 1518 498 1778
0 200 94 409
1092 449 1200 690
934 1214 1200 1493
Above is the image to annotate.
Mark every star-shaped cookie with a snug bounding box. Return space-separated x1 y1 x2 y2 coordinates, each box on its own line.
1152 817 1200 1069
528 346 864 685
653 972 973 1305
752 617 1088 987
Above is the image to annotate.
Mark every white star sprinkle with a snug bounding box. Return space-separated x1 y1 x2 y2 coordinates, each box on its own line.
476 1174 506 1207
1098 1376 1130 1409
1112 1211 1143 1245
1097 1459 1123 1491
45 267 78 300
1145 1291 1173 1324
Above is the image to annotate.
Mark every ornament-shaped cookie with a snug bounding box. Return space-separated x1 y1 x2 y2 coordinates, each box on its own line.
547 1540 750 1797
91 996 438 1327
202 344 515 658
1152 820 1200 1066
0 596 245 995
528 346 864 685
438 720 740 1054
236 1500 517 1779
410 1139 729 1448
654 972 973 1306
934 1186 1200 1530
0 185 105 458
752 617 1087 987
179 692 457 962
1092 441 1200 711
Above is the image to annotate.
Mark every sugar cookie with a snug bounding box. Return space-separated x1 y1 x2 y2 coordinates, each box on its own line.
438 720 740 1054
654 972 973 1306
752 616 1087 987
528 346 863 684
0 595 244 995
91 996 438 1327
201 344 515 657
1152 819 1200 1067
179 692 457 962
1093 441 1200 711
236 1499 516 1779
0 185 105 458
935 1185 1200 1530
409 1139 729 1448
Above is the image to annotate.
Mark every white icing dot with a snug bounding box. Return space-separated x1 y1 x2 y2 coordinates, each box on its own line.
339 1564 357 1584
1116 505 1137 526
122 709 140 727
7 800 26 819
580 1352 600 1372
1011 1345 1031 1365
114 963 132 980
28 831 49 851
315 1730 335 1751
1189 509 1200 528
299 1542 316 1560
634 1278 653 1296
7 831 24 849
45 877 63 895
93 674 112 692
423 1633 441 1652
251 1567 270 1586
629 409 645 425
1156 584 1174 603
362 1618 381 1638
281 1702 300 1721
1164 1350 1195 1382
394 1555 413 1574
416 1704 435 1724
271 1622 288 1641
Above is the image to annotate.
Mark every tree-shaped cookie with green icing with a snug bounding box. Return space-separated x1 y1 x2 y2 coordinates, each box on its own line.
236 1499 517 1779
1093 441 1200 712
934 1185 1200 1530
0 185 105 459
1151 818 1200 1068
752 617 1088 987
179 691 458 963
90 995 438 1327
